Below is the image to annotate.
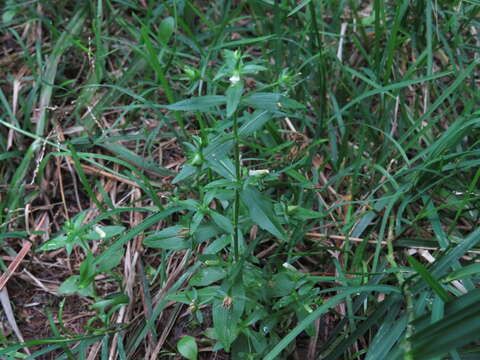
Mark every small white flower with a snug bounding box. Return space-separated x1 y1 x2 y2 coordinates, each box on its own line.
249 169 270 177
94 226 106 239
282 262 297 271
229 73 241 84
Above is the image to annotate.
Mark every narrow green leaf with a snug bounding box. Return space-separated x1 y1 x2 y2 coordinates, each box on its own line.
68 143 106 212
242 92 281 111
190 267 226 287
143 225 190 250
99 143 172 176
95 246 124 273
212 299 238 352
95 206 186 265
365 315 408 360
129 262 202 354
36 6 88 136
203 136 234 162
240 186 286 240
264 285 401 360
90 294 129 312
172 164 198 184
38 235 69 251
163 96 226 111
206 158 236 181
331 70 453 122
407 255 452 303
412 290 480 333
401 60 480 149
325 294 402 360
444 263 480 282
79 253 96 288
238 110 271 137
243 92 303 111
409 301 480 359
287 0 312 16
210 211 234 234
211 34 275 50
429 227 480 280
226 81 244 118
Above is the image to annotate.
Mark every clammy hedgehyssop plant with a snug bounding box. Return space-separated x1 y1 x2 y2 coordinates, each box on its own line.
1 1 480 359
149 49 333 355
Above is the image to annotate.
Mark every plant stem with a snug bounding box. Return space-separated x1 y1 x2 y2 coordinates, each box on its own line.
232 111 241 261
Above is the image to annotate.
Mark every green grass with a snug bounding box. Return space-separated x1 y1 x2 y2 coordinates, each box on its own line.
0 0 480 359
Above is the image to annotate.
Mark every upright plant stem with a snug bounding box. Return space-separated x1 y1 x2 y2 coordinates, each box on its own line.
232 111 241 261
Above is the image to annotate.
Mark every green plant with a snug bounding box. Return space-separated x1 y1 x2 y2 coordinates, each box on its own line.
142 49 322 355
38 211 128 327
